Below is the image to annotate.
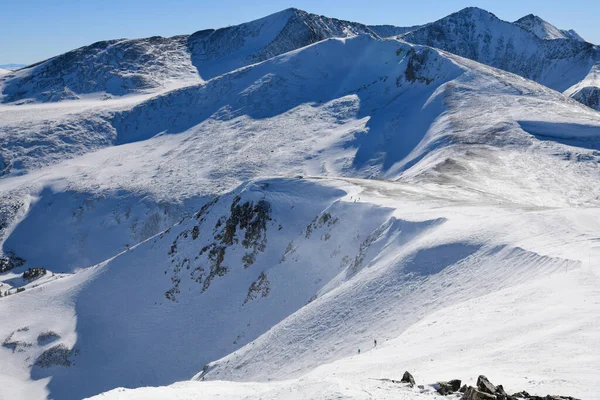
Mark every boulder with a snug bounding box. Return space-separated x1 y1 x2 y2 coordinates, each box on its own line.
437 379 462 395
400 371 415 386
477 375 497 395
463 386 497 400
495 384 508 400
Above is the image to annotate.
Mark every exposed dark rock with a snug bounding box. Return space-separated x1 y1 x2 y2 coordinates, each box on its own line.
34 344 73 368
305 212 337 239
2 332 32 353
23 267 47 282
37 331 61 346
477 375 497 395
437 379 462 395
463 386 497 400
244 271 270 304
386 372 579 400
0 251 25 273
400 370 415 386
495 384 508 400
404 49 434 85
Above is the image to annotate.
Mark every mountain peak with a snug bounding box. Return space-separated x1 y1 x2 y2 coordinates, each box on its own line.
514 13 585 41
453 6 498 19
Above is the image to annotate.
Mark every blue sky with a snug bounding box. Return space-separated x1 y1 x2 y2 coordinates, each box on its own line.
1 0 599 65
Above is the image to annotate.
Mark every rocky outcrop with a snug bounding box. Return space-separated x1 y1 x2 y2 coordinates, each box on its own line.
34 344 74 368
165 195 272 302
436 379 462 395
386 372 579 400
23 267 47 282
0 251 25 273
459 375 580 400
400 370 416 386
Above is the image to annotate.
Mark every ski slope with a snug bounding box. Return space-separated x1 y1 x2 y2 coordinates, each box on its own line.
1 8 600 400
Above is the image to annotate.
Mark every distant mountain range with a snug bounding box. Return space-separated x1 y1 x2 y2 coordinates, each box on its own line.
1 8 598 111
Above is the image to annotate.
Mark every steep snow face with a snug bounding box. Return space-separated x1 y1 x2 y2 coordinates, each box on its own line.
0 9 375 104
401 7 599 92
564 63 600 110
114 36 461 149
514 14 586 42
185 8 375 81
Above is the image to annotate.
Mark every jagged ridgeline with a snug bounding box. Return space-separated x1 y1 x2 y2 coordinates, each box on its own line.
0 9 376 103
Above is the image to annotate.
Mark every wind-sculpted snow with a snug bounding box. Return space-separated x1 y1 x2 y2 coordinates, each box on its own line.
0 9 375 104
401 7 599 93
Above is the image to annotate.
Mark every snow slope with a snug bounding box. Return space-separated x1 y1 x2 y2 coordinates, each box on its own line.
401 7 599 93
1 11 600 400
564 62 600 111
0 9 375 104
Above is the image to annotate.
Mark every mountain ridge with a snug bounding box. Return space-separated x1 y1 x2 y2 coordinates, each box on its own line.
0 8 377 104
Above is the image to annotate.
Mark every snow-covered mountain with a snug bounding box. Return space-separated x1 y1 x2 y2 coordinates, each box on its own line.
1 7 600 400
400 7 599 95
513 14 586 42
564 62 600 111
0 9 375 104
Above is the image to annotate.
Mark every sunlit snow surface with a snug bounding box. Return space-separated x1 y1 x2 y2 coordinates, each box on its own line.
0 33 600 400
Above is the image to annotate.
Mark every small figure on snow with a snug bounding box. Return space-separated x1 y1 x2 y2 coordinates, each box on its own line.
358 348 361 354
374 339 377 347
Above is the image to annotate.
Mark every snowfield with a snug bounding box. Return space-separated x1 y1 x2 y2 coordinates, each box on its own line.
1 7 600 400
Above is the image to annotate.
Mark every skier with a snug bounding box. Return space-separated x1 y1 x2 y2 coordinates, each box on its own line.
358 348 361 354
374 339 377 347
